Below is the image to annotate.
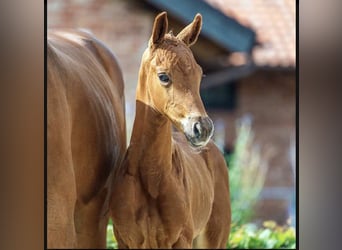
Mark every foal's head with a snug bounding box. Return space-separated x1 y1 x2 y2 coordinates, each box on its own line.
139 12 213 148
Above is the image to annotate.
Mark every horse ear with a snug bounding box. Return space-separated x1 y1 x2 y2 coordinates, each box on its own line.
177 14 202 47
151 12 168 45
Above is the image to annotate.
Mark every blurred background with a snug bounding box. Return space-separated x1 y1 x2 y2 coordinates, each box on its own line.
48 0 296 248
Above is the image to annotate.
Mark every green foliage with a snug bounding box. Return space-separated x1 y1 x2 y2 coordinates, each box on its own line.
226 117 272 225
228 221 296 249
106 220 296 249
106 219 117 249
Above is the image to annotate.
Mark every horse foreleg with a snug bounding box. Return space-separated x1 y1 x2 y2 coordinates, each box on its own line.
197 191 231 248
113 227 129 249
47 188 77 248
171 231 193 249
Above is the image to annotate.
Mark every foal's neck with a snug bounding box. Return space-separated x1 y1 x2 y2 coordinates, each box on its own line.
128 91 173 197
130 100 172 159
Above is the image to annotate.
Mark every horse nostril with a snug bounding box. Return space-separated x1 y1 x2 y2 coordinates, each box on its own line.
205 117 214 137
185 116 214 147
193 122 201 138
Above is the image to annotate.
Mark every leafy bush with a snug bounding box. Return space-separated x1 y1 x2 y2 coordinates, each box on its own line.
228 221 296 249
226 116 273 225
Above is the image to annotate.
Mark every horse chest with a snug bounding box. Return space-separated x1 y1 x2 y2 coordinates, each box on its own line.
112 173 191 248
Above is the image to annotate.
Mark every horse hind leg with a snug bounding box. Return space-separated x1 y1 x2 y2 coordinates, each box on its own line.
47 194 77 248
47 157 78 248
47 130 78 247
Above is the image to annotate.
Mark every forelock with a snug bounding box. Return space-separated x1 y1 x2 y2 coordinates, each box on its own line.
152 34 196 73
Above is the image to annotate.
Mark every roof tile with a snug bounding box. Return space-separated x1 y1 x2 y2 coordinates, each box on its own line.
204 0 296 67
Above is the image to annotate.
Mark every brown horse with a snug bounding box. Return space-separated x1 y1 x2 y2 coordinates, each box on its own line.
47 30 126 248
111 12 231 249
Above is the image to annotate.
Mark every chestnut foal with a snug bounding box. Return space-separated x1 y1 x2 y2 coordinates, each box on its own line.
111 12 231 249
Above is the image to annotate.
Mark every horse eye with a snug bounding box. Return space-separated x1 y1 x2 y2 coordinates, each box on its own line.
158 73 171 86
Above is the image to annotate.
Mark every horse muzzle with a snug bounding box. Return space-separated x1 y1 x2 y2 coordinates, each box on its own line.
182 116 214 147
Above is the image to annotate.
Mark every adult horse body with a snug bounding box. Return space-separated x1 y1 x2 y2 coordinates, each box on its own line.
48 30 126 248
111 12 231 248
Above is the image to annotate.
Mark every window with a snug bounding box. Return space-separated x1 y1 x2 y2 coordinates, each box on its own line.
200 82 237 111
